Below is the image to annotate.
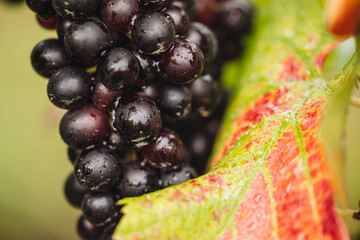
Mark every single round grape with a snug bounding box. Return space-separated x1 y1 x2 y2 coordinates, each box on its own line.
163 5 190 35
116 160 158 198
98 47 140 91
156 84 192 124
142 128 183 170
47 66 91 109
26 0 56 19
82 192 120 226
132 12 175 55
77 215 104 240
216 0 254 36
170 0 195 20
131 49 159 88
64 172 89 208
31 39 71 78
100 0 140 34
59 105 110 148
139 0 169 10
159 37 204 84
92 78 121 112
193 0 217 25
56 17 73 41
36 14 59 30
74 146 123 192
136 83 160 101
52 0 101 19
186 22 218 62
113 95 162 150
188 74 219 116
64 19 112 66
67 147 82 164
160 163 198 188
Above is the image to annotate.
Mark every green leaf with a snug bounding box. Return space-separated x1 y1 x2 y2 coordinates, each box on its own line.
113 0 360 239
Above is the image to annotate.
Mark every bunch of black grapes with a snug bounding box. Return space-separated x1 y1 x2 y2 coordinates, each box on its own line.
26 0 253 238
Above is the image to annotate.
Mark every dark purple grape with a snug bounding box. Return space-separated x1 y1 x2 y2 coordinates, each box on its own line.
159 37 204 84
160 163 198 188
68 147 82 164
188 74 219 116
77 215 105 240
64 19 112 66
131 49 159 89
82 192 120 226
36 14 59 30
56 17 73 41
26 0 56 19
139 0 169 10
193 0 216 25
170 0 195 20
116 160 158 198
142 128 182 170
100 0 140 35
113 95 162 150
217 37 243 62
186 22 218 62
163 5 189 36
98 47 140 91
59 105 110 148
31 39 71 78
51 0 101 19
156 84 192 124
136 83 160 101
47 66 91 109
132 12 175 55
216 0 254 36
92 79 121 112
74 146 123 192
64 172 89 208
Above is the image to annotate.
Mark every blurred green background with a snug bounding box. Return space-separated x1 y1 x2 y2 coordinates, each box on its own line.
0 2 77 239
0 2 360 240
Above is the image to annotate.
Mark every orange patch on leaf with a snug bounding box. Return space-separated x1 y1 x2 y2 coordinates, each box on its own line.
141 199 153 209
234 173 273 240
169 190 188 203
299 99 349 240
218 229 232 240
266 127 323 239
277 55 310 81
211 88 295 167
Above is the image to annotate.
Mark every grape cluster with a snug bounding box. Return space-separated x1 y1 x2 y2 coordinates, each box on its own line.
26 0 252 238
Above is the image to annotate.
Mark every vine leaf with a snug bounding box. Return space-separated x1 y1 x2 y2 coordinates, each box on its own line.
113 0 359 239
